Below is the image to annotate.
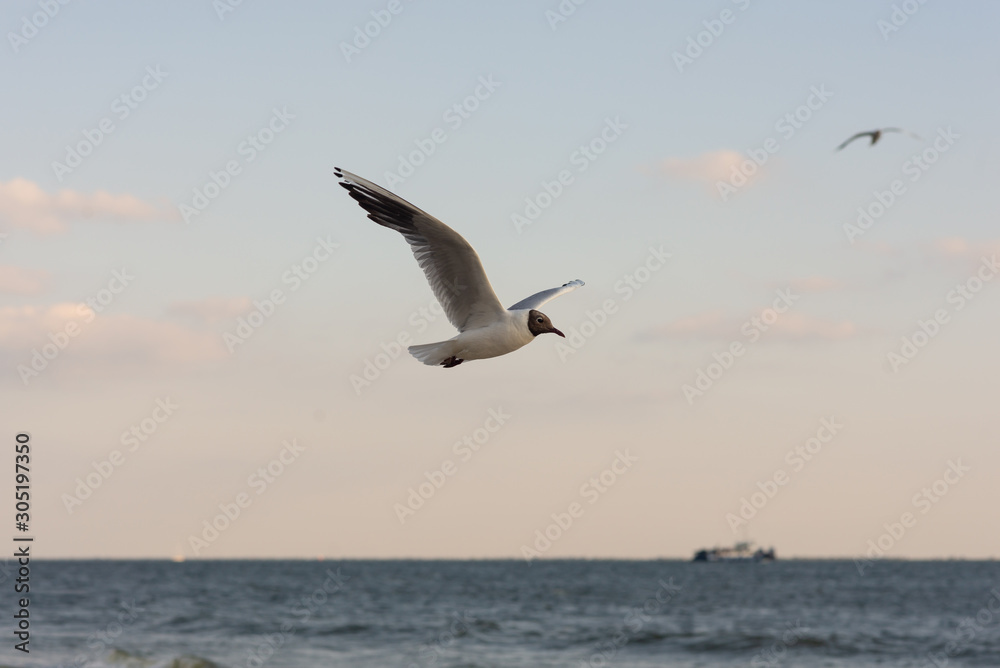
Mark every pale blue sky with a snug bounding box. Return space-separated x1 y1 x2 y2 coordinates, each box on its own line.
2 1 998 559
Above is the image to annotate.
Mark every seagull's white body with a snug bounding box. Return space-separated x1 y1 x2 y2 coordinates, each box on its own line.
335 168 584 368
409 310 535 364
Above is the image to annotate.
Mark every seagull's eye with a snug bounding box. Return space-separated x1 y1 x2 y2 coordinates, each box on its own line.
536 317 544 323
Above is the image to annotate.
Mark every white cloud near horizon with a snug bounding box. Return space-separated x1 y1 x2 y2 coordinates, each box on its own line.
0 266 49 295
0 178 176 234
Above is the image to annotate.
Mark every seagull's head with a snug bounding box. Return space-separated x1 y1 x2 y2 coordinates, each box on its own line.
527 309 565 338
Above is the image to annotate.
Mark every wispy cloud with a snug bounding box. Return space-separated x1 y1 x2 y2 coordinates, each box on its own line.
927 237 1000 260
0 178 176 234
648 310 729 339
0 303 227 379
167 297 253 325
653 150 750 184
771 312 857 340
0 266 49 295
644 310 856 342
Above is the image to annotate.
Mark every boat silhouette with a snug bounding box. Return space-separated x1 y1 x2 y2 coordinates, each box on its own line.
692 541 776 563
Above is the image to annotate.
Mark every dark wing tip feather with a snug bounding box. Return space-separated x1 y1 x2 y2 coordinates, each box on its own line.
335 167 505 330
338 173 420 237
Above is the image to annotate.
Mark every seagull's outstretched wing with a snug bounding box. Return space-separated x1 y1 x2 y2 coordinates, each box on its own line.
508 279 585 311
336 168 505 332
836 132 874 151
883 127 924 140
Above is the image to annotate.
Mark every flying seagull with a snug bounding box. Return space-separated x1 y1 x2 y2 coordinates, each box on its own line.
335 168 584 368
836 128 922 151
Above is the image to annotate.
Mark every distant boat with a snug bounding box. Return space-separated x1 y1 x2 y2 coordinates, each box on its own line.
692 541 775 563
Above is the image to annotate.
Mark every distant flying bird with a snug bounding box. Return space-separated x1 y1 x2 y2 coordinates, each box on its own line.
335 168 583 368
836 128 922 151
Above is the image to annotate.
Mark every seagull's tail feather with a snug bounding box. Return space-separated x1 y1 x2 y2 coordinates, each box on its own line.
408 340 458 366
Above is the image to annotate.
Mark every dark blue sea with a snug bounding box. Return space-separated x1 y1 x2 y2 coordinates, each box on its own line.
5 560 999 667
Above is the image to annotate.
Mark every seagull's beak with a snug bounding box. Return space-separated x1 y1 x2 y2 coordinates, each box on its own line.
550 327 565 338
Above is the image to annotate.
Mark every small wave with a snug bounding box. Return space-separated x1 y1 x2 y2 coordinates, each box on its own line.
104 649 223 668
628 629 672 645
156 657 224 668
316 622 370 635
680 630 836 654
106 648 155 667
472 619 501 632
163 613 211 628
796 635 832 648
